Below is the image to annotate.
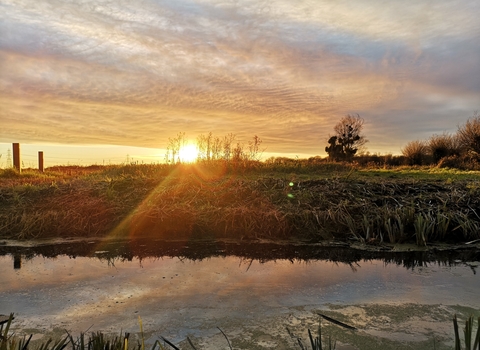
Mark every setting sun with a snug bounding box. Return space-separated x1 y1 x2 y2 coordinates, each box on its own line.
179 144 199 163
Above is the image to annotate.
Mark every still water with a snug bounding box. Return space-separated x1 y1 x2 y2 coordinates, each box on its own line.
1 245 479 349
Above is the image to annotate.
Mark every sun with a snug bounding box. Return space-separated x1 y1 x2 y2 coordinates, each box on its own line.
179 144 199 163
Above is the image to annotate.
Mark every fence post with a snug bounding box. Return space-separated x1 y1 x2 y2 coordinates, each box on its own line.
38 151 44 173
13 143 21 172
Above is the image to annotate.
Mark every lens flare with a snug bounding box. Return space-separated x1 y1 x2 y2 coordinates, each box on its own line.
179 144 198 163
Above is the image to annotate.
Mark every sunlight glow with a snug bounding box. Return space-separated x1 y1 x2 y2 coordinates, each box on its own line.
179 144 198 163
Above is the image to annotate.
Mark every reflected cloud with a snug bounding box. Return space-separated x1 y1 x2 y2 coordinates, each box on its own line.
1 252 479 336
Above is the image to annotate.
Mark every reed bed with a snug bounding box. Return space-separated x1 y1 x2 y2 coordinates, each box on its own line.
1 164 479 245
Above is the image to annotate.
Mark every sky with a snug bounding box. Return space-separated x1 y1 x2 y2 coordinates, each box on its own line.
1 0 479 166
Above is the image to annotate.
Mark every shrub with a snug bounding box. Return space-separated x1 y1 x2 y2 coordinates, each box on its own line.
401 140 428 165
428 132 460 163
437 154 480 170
457 112 480 159
437 155 464 169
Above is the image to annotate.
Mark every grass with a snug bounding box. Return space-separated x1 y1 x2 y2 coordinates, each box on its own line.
1 162 479 245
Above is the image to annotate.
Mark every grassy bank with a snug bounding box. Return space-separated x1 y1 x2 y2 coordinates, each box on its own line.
1 163 479 245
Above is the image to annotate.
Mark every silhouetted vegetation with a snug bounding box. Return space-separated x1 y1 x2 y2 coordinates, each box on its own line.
401 112 480 169
402 140 428 165
325 114 367 161
428 132 461 163
165 132 263 165
458 112 480 159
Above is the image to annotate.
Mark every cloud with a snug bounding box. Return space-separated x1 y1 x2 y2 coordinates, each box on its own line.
1 0 479 157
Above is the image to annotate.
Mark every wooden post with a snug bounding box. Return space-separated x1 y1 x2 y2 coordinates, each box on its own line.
38 151 44 173
12 143 20 172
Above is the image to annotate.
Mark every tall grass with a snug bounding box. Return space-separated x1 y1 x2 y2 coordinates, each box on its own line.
1 164 480 245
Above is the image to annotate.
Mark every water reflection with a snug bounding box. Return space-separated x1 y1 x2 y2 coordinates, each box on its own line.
0 240 479 348
1 239 479 271
13 254 21 269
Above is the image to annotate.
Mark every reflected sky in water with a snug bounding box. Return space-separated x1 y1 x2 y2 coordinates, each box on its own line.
1 255 478 339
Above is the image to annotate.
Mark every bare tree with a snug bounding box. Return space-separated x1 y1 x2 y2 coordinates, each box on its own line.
326 114 367 161
232 142 244 163
196 133 213 161
247 135 263 161
165 132 186 163
209 136 220 160
222 133 236 162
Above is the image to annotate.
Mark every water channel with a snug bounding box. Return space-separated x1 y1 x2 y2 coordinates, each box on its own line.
1 240 479 350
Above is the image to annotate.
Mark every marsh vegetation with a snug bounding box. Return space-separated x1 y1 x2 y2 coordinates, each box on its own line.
0 161 479 246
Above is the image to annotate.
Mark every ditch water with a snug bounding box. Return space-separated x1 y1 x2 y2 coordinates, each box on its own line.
1 239 479 350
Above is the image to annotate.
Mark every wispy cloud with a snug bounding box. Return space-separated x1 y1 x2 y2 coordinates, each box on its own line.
1 0 479 156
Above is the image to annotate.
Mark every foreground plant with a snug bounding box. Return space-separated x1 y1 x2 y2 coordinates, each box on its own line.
303 325 336 350
453 314 480 350
1 314 68 350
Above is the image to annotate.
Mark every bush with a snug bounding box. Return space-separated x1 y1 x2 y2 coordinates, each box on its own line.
437 155 463 169
428 132 460 163
457 112 480 159
437 154 480 170
402 140 428 165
